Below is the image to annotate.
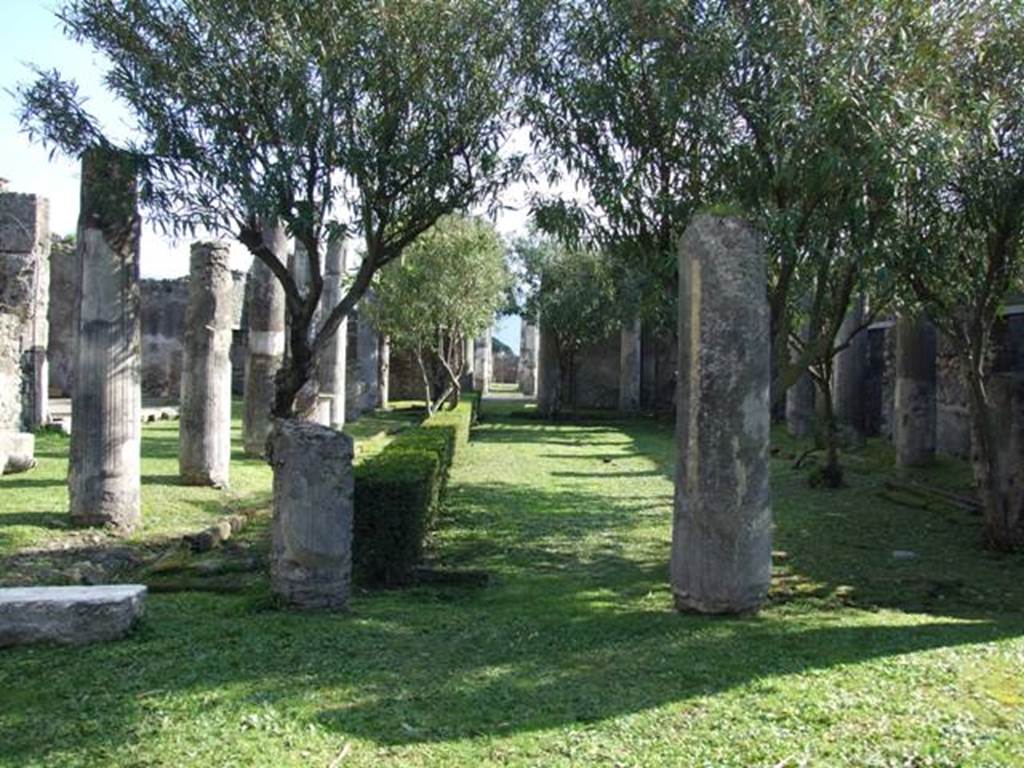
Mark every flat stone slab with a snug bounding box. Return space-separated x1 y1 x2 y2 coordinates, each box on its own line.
0 584 146 648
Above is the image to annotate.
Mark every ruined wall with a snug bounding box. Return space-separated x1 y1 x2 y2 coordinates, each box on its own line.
864 322 896 438
0 192 50 431
50 265 248 400
641 324 677 412
569 333 620 409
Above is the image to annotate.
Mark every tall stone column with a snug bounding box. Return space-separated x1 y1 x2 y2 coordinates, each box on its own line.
671 215 772 615
619 318 642 412
269 420 354 610
378 335 391 409
833 296 869 435
894 314 937 467
473 329 492 395
69 149 142 530
318 238 348 429
243 223 287 456
0 189 50 436
356 297 380 416
179 242 234 487
518 321 538 397
987 373 1024 550
536 322 561 417
461 335 475 391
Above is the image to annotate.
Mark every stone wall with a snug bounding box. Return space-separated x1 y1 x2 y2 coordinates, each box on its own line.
0 192 50 431
50 267 247 400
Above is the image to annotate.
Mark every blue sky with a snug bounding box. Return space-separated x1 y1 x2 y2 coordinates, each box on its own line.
1 1 522 348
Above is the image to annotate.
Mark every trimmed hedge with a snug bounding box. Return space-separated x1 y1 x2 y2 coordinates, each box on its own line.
353 393 478 586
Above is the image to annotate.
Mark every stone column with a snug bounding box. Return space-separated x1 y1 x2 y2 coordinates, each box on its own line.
68 149 142 530
671 215 772 615
536 322 561 417
378 335 391 409
269 419 354 610
518 321 538 397
473 329 492 394
833 296 868 435
785 325 815 439
619 317 642 412
243 223 287 456
0 190 50 438
318 238 348 429
988 373 1024 550
356 298 380 415
461 335 475 391
179 242 234 487
894 314 937 467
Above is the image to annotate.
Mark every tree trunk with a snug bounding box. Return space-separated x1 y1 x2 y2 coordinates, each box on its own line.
812 368 843 488
964 365 1024 551
415 346 436 416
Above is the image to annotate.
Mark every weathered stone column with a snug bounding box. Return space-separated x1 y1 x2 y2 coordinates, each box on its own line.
0 189 50 440
269 419 354 610
318 238 348 429
619 318 642 412
536 322 561 417
987 373 1024 550
671 215 772 615
518 321 538 397
894 314 937 467
461 335 476 391
473 329 492 395
833 296 869 435
179 242 234 487
356 298 380 415
378 335 390 409
243 222 287 456
69 149 142 530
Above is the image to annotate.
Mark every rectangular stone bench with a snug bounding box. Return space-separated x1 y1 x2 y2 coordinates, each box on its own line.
0 585 147 647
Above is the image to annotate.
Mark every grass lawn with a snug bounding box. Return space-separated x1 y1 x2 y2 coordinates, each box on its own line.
1 398 1022 766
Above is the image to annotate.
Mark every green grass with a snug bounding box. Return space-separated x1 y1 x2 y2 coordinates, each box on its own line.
1 401 1022 766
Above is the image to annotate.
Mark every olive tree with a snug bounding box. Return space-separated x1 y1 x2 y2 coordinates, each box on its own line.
521 0 731 332
888 0 1024 550
368 216 509 415
513 236 619 416
19 0 522 418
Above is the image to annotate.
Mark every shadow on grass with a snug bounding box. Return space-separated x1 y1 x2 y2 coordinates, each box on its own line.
1 407 1021 764
0 511 68 530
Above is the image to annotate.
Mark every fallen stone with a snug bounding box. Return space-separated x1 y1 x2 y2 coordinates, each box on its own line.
0 584 146 647
892 550 919 561
0 431 35 474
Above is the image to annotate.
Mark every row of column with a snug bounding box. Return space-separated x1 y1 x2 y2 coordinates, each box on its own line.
784 311 939 467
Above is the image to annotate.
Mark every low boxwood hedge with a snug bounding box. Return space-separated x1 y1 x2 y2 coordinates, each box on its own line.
353 393 478 586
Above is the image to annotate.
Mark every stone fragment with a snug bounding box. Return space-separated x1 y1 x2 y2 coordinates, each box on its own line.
671 215 772 615
0 431 35 474
269 419 354 610
68 148 142 530
0 584 146 647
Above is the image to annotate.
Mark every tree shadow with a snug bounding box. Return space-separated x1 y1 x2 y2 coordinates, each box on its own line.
2 408 1022 764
